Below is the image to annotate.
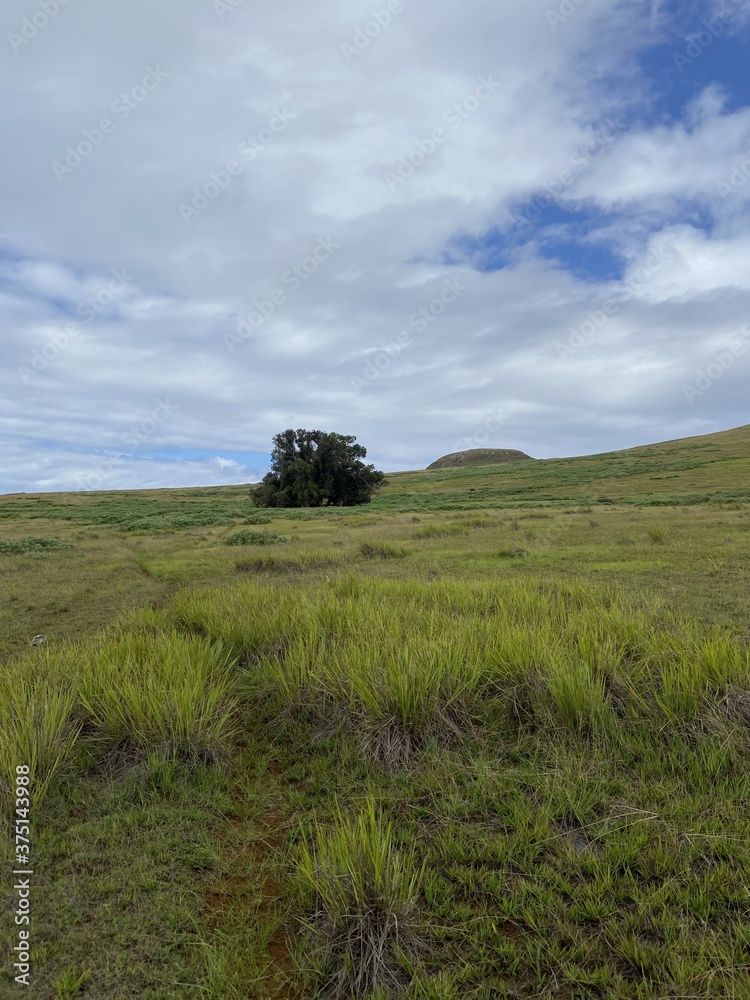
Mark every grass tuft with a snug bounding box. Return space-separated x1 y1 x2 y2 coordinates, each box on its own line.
413 525 466 539
359 542 411 560
0 650 82 815
294 800 424 998
76 632 238 769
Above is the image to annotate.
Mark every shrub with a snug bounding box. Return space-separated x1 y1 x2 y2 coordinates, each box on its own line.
123 510 245 531
0 537 71 555
223 529 288 546
294 800 424 998
243 512 273 525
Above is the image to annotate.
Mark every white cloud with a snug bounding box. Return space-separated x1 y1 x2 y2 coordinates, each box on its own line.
0 0 748 491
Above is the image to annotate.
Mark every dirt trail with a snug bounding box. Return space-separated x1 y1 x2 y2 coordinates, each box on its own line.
204 761 298 998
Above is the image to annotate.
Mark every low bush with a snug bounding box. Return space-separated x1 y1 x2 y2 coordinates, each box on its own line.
243 512 273 525
223 529 288 546
0 537 71 555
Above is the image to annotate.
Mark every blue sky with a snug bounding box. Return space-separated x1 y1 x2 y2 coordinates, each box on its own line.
0 0 749 491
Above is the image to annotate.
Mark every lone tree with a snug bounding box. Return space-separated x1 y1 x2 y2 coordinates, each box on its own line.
251 429 386 508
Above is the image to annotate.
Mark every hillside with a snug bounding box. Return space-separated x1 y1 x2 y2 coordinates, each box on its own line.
379 423 750 511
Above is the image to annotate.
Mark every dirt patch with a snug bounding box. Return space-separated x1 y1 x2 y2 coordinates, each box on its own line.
203 764 298 998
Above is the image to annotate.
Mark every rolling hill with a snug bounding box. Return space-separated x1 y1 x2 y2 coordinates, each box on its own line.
380 423 750 511
426 448 533 469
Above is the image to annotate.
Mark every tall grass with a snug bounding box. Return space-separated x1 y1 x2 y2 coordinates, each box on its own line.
359 541 411 559
3 572 747 817
0 631 238 815
168 582 313 658
294 799 424 997
179 576 750 759
77 632 237 767
0 649 81 815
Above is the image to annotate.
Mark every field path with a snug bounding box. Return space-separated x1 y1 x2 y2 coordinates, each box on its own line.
203 756 299 998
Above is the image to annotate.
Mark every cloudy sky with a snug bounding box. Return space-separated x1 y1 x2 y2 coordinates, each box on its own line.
1 0 749 492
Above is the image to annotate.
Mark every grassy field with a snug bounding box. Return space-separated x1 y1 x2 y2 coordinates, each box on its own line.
1 425 749 998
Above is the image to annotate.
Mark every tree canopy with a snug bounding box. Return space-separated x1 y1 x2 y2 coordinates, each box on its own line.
251 429 386 508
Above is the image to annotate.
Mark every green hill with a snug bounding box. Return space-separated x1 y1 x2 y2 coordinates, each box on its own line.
427 448 533 469
379 423 750 511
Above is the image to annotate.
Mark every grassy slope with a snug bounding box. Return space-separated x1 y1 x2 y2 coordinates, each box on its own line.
385 423 750 509
1 424 750 998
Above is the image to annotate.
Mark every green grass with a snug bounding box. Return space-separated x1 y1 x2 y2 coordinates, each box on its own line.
359 541 411 560
223 528 288 546
381 423 750 512
1 423 750 996
0 536 71 555
2 570 749 996
294 799 425 997
426 448 533 470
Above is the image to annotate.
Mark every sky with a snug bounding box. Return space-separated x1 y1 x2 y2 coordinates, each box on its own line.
1 0 749 493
